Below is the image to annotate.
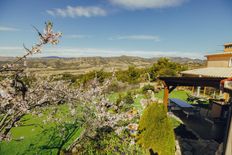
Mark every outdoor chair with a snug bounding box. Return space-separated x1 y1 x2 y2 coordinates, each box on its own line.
168 102 181 111
183 107 201 118
187 93 196 102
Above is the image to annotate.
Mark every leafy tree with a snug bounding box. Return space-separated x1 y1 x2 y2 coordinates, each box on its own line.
116 66 142 84
128 66 140 83
77 69 110 86
149 58 187 81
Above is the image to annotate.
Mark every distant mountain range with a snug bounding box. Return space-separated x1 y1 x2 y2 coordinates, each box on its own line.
0 55 206 71
40 55 205 63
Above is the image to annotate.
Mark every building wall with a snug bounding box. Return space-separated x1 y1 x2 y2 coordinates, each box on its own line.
207 55 232 67
225 117 232 155
207 60 229 67
224 48 232 52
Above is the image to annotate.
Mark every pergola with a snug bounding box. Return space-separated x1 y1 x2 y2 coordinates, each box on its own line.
158 77 231 107
158 76 232 155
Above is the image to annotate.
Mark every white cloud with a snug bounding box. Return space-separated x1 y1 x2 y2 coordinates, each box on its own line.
0 26 20 32
41 47 202 59
110 35 160 41
0 46 203 59
108 0 187 9
47 6 107 18
0 46 24 56
0 46 23 50
64 34 92 39
46 10 55 16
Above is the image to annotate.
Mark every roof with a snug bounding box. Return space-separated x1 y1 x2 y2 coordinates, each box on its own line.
205 52 232 57
159 77 224 89
181 67 232 78
224 42 232 46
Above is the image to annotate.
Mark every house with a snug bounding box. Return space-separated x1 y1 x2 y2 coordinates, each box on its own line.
181 44 232 119
159 76 232 155
159 43 232 155
181 43 232 78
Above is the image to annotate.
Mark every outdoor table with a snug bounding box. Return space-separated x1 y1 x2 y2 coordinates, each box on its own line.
169 98 199 117
169 98 194 108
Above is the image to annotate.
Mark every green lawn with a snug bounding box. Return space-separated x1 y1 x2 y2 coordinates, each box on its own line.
134 94 145 110
154 90 190 101
108 90 190 110
107 92 126 102
108 91 144 110
0 89 188 154
0 104 83 155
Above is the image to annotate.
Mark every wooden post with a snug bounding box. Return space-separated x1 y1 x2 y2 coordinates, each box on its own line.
224 93 230 102
197 75 202 97
163 86 169 109
197 86 201 97
213 90 216 99
192 86 194 93
203 87 206 96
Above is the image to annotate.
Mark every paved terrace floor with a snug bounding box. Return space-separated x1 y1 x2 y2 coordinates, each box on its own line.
172 110 226 143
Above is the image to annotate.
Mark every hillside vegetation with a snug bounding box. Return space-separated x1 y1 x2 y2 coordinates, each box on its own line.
0 56 205 76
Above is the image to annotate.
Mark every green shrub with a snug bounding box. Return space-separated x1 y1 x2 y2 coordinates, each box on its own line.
78 126 144 155
52 73 78 83
142 84 154 93
61 73 78 83
116 94 123 106
137 103 175 155
114 92 134 112
76 69 110 86
116 66 143 84
123 92 134 104
107 81 120 92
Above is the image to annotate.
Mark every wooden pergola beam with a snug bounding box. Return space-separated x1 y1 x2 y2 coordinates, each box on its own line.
159 77 225 89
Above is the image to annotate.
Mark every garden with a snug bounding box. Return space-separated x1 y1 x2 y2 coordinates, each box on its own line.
0 22 189 155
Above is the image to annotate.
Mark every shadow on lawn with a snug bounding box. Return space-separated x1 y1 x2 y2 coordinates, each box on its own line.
23 121 82 155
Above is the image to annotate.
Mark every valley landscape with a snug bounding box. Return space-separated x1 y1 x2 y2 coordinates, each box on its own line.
0 56 205 75
0 0 231 155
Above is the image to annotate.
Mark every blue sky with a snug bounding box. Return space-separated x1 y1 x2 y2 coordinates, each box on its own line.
0 0 232 58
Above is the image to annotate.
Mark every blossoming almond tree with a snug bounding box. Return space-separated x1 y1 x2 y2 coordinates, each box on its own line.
0 21 140 154
0 21 62 140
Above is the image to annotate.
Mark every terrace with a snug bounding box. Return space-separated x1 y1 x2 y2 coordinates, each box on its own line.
159 76 232 155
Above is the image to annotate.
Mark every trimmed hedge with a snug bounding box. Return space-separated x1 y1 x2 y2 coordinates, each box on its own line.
137 103 175 155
